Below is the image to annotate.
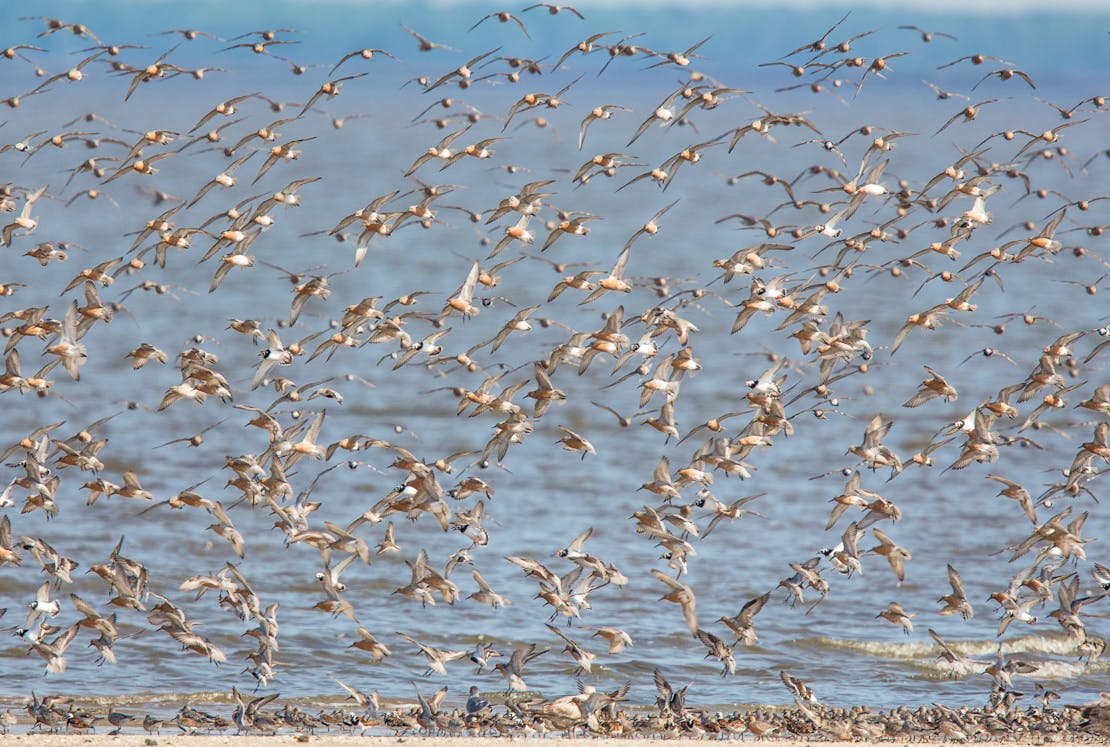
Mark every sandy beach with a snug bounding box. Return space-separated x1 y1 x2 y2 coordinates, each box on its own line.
0 738 873 747
0 738 1082 747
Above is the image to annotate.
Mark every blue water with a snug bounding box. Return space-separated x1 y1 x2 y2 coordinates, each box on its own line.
0 1 1109 718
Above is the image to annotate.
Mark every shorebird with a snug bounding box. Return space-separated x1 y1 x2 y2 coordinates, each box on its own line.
877 601 915 634
700 492 766 537
469 11 531 38
395 632 468 675
987 474 1037 523
848 415 902 474
780 670 817 703
546 622 596 674
651 568 698 633
936 98 1003 134
826 471 884 530
718 591 770 646
891 302 950 354
27 623 79 674
903 365 958 407
584 625 633 654
292 71 366 116
401 23 457 53
329 46 397 76
695 628 735 676
899 25 957 42
426 48 501 92
186 154 255 209
578 104 629 150
937 564 973 619
1 185 48 247
468 569 511 608
523 3 584 18
652 668 688 717
493 642 548 691
556 425 596 459
346 627 391 662
973 66 1037 90
579 247 633 304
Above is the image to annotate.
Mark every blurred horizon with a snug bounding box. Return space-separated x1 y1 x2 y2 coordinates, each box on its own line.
3 1 1108 89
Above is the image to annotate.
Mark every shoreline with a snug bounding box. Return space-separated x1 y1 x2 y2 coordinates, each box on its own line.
3 698 1110 743
0 736 1106 746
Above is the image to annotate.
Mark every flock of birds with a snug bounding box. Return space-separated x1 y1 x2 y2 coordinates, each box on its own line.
1 3 1110 740
10 683 1110 741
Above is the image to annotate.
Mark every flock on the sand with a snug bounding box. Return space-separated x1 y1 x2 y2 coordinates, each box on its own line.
10 682 1110 740
1 2 1110 740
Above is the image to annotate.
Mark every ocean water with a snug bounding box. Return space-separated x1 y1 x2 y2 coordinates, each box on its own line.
0 1 1109 720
